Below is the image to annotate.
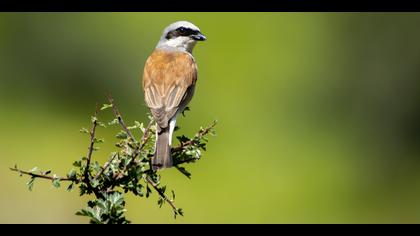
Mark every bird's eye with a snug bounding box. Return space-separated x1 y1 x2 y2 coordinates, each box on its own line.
178 27 186 33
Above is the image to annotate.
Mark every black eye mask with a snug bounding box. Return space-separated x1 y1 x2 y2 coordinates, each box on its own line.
165 27 199 40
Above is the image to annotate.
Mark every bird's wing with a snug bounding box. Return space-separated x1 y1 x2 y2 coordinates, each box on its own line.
142 49 197 129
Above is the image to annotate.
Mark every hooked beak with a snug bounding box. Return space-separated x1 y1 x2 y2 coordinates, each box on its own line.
192 32 206 41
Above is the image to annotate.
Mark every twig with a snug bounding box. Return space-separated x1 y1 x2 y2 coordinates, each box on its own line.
145 176 178 212
10 167 75 181
172 121 217 152
138 119 154 152
83 106 102 199
115 119 154 180
107 95 155 180
107 95 136 142
85 106 98 179
130 118 154 164
93 153 118 181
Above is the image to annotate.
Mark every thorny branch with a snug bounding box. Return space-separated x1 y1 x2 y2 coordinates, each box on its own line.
107 96 179 211
107 95 154 179
172 120 217 152
93 153 118 181
84 106 103 198
10 96 215 223
9 167 75 181
107 95 136 142
146 176 178 212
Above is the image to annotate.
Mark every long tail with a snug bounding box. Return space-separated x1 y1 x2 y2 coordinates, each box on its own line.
152 127 172 171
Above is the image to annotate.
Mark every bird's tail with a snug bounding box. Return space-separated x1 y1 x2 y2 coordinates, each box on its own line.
152 127 172 171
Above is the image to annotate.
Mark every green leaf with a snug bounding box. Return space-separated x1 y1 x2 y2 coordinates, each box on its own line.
159 185 166 194
66 182 75 192
73 160 82 167
174 208 184 219
93 138 105 143
79 128 89 134
97 122 107 128
91 179 100 188
27 177 35 191
181 106 190 117
157 198 164 208
108 119 119 126
52 178 61 188
178 208 184 216
67 169 77 179
135 185 144 197
116 131 128 139
171 190 176 200
91 116 98 124
127 121 142 130
176 135 189 143
100 103 113 111
175 166 191 179
146 185 152 198
29 166 38 173
92 161 101 173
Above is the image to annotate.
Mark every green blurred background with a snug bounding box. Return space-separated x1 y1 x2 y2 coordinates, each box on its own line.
1 13 420 223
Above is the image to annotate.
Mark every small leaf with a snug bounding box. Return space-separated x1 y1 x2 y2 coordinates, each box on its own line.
91 179 100 188
181 106 190 117
80 128 89 134
175 166 191 179
91 116 98 124
43 170 51 175
27 177 35 191
146 185 152 198
29 167 38 173
116 131 128 139
176 135 189 143
66 182 75 192
52 178 61 188
92 161 101 173
108 119 119 126
94 138 105 143
171 190 176 200
157 198 164 208
127 121 142 130
178 208 184 216
97 122 107 128
67 169 76 179
73 160 82 167
160 185 166 194
100 103 113 111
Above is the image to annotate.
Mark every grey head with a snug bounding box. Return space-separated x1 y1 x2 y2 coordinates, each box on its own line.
156 21 206 53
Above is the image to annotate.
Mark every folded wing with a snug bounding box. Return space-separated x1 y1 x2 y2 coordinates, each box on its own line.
143 49 197 129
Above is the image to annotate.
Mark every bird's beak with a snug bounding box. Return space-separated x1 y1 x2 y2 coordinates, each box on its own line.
192 32 206 41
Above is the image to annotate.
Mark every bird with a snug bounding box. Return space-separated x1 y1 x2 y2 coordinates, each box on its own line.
142 21 206 171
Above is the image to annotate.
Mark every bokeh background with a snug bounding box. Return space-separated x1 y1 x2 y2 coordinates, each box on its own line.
1 13 420 223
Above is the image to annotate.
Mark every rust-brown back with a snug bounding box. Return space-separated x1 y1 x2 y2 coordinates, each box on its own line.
142 49 197 129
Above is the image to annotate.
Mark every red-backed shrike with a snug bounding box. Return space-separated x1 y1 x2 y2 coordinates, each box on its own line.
142 21 206 170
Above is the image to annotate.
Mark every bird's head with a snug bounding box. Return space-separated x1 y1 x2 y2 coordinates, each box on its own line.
157 21 206 53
